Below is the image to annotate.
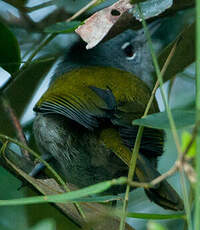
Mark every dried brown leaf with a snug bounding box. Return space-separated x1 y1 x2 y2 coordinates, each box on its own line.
76 0 133 49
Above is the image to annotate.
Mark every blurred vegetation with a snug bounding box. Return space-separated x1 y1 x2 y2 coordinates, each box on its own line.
0 0 197 230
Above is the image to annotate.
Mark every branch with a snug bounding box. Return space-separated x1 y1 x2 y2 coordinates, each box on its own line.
0 95 30 159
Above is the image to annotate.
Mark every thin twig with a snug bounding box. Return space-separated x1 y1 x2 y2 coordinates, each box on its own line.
0 95 30 159
151 122 199 186
151 162 179 185
66 0 100 22
26 0 56 12
19 11 38 30
183 161 196 184
23 34 57 69
0 140 8 155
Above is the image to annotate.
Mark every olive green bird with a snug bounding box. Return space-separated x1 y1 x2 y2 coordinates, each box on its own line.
33 30 183 211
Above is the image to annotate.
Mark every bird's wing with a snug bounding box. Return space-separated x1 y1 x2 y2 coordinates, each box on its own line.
34 66 155 129
34 81 149 127
87 86 164 157
34 85 119 130
34 82 163 158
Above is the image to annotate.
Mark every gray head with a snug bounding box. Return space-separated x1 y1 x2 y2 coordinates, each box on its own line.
54 25 159 89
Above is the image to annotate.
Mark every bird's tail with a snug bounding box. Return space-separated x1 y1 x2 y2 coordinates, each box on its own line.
135 154 184 211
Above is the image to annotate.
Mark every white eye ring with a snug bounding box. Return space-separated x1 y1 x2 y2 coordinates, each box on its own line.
126 53 136 60
121 42 130 50
121 42 136 60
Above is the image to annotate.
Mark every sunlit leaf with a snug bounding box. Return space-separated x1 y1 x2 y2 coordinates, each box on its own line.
147 221 167 230
182 131 196 157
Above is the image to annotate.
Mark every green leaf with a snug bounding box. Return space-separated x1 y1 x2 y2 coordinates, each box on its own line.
127 212 185 220
44 21 83 34
0 177 126 206
74 194 122 203
30 219 56 230
133 109 195 130
182 131 196 157
0 22 21 75
147 221 168 230
159 23 195 82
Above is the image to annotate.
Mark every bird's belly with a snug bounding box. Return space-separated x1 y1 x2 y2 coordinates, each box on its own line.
33 113 129 194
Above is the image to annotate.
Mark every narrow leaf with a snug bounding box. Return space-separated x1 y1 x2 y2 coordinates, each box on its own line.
45 21 83 33
0 177 126 206
127 212 185 220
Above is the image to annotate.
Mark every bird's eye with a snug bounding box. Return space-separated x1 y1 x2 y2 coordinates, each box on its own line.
121 42 136 60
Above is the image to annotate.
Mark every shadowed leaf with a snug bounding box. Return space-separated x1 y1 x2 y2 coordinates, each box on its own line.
159 23 195 82
0 22 21 75
133 109 195 129
45 21 83 34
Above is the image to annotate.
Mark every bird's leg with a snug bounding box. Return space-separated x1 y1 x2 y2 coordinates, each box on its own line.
29 153 52 177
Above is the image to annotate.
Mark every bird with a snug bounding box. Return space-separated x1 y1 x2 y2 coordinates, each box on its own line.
33 28 184 211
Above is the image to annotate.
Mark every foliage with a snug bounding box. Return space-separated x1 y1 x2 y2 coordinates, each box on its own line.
0 1 197 230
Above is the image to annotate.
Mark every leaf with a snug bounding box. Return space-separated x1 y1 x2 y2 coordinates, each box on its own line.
182 131 196 157
75 0 133 49
147 221 167 230
0 22 21 75
74 194 123 203
127 212 185 220
30 219 56 230
170 0 194 12
0 177 127 206
44 21 83 34
132 0 173 20
133 109 195 129
159 23 195 82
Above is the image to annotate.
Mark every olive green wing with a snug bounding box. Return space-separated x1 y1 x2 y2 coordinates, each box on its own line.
34 84 163 157
34 86 118 130
89 86 164 157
